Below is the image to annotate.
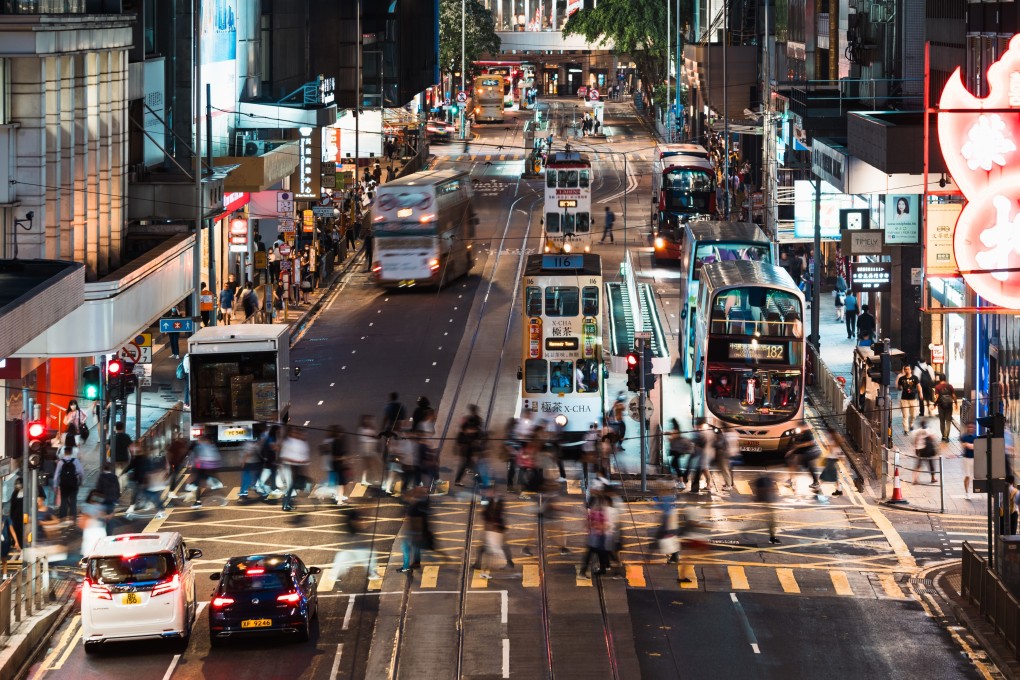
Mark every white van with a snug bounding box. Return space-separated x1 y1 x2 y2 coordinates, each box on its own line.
80 532 202 653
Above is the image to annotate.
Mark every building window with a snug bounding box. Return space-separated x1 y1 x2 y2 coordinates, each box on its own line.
0 58 8 125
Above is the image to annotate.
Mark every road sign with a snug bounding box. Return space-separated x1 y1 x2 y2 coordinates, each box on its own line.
279 243 292 257
254 251 267 270
118 344 142 363
133 333 152 348
589 89 600 101
278 218 296 234
277 191 294 213
312 205 335 218
280 259 293 271
137 346 153 364
159 317 195 334
444 98 451 106
456 91 467 103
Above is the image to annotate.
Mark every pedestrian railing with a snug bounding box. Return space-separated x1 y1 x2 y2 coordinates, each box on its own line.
137 401 187 457
0 557 76 641
845 404 883 474
807 344 850 421
962 542 1020 660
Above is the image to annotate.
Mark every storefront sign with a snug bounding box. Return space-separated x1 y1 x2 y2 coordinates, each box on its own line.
884 194 920 244
925 204 962 277
303 209 315 233
850 262 892 292
841 229 883 255
293 126 321 200
319 75 335 106
931 344 946 363
938 35 1020 308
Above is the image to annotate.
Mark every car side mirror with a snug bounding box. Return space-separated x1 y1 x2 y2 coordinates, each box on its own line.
79 557 88 569
209 572 221 581
695 370 703 383
309 566 322 575
188 548 203 560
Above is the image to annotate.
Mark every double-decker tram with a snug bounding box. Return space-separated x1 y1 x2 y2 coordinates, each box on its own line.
542 151 593 253
473 74 505 123
521 254 603 444
651 144 717 263
370 169 477 288
678 222 774 379
518 64 537 110
690 261 805 454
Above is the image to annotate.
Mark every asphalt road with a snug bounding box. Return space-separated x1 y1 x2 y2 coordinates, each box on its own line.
22 100 995 680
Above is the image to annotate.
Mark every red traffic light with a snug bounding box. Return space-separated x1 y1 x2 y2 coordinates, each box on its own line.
108 358 124 376
27 421 46 439
626 353 639 368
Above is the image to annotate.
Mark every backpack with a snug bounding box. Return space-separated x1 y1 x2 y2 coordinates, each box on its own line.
59 458 79 489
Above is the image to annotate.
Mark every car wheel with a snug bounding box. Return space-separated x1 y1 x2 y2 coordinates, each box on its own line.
296 616 310 642
83 641 101 655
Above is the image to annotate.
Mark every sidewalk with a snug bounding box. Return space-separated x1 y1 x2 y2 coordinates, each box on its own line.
805 299 980 514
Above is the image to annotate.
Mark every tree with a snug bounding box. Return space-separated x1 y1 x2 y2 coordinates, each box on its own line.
562 0 692 103
438 0 501 87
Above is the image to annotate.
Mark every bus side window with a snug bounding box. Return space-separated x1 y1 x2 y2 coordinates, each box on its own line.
582 286 599 316
526 286 542 316
580 170 590 188
546 171 556 189
524 359 548 393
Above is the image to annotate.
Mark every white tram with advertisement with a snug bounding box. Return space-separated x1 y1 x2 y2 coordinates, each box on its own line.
521 254 603 443
473 74 505 123
370 169 477 288
690 260 806 454
542 151 593 253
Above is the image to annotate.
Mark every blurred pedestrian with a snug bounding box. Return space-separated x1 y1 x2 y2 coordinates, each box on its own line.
581 422 600 487
123 446 152 512
716 427 737 491
678 504 708 583
688 420 712 494
280 427 311 512
455 405 484 487
238 437 262 500
255 425 281 498
961 422 977 499
784 429 822 494
911 418 939 485
753 474 780 544
473 491 514 578
933 373 957 442
1 509 20 578
358 415 383 487
399 487 432 573
189 433 223 508
579 496 608 578
654 487 681 563
54 444 84 521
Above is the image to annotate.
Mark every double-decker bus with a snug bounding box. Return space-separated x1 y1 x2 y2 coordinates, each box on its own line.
651 144 717 263
521 254 603 444
370 169 477 288
518 65 537 110
473 74 505 123
542 151 593 253
690 260 805 454
677 222 774 380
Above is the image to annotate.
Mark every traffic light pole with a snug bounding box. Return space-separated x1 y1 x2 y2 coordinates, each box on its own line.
638 337 648 493
878 339 891 500
20 389 30 554
99 355 107 464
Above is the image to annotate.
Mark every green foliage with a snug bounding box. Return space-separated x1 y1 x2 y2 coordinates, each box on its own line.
439 0 502 80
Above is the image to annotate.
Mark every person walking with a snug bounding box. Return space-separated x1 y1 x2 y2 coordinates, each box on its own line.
897 365 920 434
399 487 432 573
324 425 351 505
784 430 822 493
218 283 235 324
754 474 781 543
454 405 484 487
834 275 847 321
911 418 939 485
579 496 608 577
198 282 215 326
238 436 263 500
856 304 876 342
688 420 713 494
242 283 259 320
122 446 152 513
54 445 84 521
581 422 600 487
654 488 681 563
256 424 281 498
358 415 383 487
716 427 737 491
933 373 957 442
110 420 134 467
915 357 936 417
960 422 977 499
166 436 190 497
667 419 692 490
279 427 311 512
472 491 515 578
166 306 183 358
843 291 858 339
189 433 223 508
599 206 616 244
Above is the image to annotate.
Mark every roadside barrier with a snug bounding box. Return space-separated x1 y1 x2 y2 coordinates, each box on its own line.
962 542 1020 660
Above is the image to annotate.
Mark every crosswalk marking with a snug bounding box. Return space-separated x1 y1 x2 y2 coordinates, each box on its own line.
367 576 382 592
226 486 241 501
878 574 905 599
318 566 338 592
471 569 489 589
625 564 646 588
728 566 750 590
776 568 800 593
522 565 540 588
678 567 699 589
566 479 583 495
734 480 754 496
778 484 795 497
350 483 368 498
830 570 853 596
420 566 439 588
576 565 592 587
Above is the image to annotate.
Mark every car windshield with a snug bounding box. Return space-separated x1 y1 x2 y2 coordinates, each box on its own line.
224 570 291 592
89 553 174 585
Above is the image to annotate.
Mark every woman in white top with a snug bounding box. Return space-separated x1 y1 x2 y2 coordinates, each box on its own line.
358 415 382 486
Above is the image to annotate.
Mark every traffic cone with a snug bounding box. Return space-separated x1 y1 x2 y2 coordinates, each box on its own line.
888 464 909 504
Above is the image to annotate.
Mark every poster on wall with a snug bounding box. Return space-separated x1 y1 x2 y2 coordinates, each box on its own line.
201 0 238 157
925 203 962 277
884 194 920 244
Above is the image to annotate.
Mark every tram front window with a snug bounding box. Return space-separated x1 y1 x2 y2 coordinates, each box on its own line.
709 287 803 337
558 170 579 188
581 286 599 316
575 359 599 393
550 361 574 393
526 286 542 316
580 170 590 188
525 359 548 393
706 369 803 425
546 213 561 234
576 213 590 233
693 244 771 280
547 171 556 188
545 286 579 316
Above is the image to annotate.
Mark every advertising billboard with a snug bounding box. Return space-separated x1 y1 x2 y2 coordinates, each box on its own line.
884 194 920 244
794 179 855 239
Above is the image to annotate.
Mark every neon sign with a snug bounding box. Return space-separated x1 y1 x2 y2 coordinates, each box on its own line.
938 35 1020 308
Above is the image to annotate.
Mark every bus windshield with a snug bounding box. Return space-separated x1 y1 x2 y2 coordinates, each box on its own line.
662 169 714 212
705 369 803 425
693 243 770 280
709 287 803 338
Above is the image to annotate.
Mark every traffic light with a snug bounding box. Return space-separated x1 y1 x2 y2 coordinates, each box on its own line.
626 352 641 391
107 358 124 378
27 420 46 469
107 358 125 400
450 103 459 116
866 347 891 386
643 346 657 390
82 364 101 399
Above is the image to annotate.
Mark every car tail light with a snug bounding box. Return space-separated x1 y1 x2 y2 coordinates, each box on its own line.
247 568 265 575
277 592 301 605
371 262 382 274
83 579 112 601
429 258 441 272
151 573 180 598
212 596 235 608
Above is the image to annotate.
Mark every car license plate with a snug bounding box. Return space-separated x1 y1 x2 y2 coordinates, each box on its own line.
241 619 272 629
121 592 142 605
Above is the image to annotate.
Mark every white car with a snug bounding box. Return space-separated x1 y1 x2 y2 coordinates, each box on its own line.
80 532 202 653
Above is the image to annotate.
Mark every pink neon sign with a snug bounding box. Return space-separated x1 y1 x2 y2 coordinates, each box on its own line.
939 34 1020 308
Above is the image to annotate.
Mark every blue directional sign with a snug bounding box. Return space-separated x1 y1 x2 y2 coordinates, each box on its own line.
159 317 195 334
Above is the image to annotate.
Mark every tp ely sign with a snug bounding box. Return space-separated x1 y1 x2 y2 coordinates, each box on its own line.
841 229 884 255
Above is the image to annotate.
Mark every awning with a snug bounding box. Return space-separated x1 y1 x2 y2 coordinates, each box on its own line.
216 140 300 193
0 259 85 359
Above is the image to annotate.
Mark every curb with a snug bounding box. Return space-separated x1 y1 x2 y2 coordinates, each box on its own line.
289 245 365 348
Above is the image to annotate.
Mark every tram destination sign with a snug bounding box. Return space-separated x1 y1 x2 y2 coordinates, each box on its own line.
542 255 583 269
546 337 579 350
850 262 892 292
727 342 786 362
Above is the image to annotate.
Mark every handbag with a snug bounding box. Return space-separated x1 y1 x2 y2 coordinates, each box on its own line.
79 422 91 442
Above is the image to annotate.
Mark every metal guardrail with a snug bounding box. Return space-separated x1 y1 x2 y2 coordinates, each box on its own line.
845 405 883 475
137 401 187 457
962 542 1020 660
0 556 75 641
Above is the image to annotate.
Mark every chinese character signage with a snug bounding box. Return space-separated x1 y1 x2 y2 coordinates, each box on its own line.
938 34 1020 308
293 126 321 200
850 262 892 292
925 204 962 277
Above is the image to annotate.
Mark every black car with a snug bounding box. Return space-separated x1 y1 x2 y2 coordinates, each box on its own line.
208 554 320 645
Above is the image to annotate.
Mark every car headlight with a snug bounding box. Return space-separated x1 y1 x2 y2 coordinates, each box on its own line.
655 237 665 249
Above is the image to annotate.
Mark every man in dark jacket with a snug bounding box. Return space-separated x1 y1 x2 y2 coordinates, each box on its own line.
856 304 876 342
96 463 121 515
110 421 133 466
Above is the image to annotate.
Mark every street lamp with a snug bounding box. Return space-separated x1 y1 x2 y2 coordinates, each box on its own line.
11 211 34 259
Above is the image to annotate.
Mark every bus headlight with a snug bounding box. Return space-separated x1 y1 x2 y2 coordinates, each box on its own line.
655 237 665 249
554 414 568 428
429 258 441 272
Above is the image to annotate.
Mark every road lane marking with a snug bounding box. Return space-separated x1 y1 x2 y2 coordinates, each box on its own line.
734 480 753 496
318 400 324 406
471 569 489 589
367 575 382 591
421 565 439 588
576 565 592 587
678 567 698 589
304 420 311 426
35 614 80 675
342 594 357 630
522 565 539 587
501 590 508 624
776 568 800 593
830 570 853 596
330 643 344 679
350 483 368 498
51 628 81 669
319 566 338 592
625 564 646 588
162 654 182 680
566 479 582 495
144 511 170 533
728 566 750 590
879 573 905 599
226 487 240 501
730 593 761 655
503 638 510 678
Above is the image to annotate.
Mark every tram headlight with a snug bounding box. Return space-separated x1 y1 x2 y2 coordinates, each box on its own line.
554 414 568 428
655 237 665 249
562 243 572 253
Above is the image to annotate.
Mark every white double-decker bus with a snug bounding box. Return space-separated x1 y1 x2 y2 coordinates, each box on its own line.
691 260 806 454
370 169 477 288
473 74 505 123
542 151 593 253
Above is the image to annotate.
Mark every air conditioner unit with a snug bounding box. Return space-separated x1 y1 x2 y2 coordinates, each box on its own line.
244 140 272 156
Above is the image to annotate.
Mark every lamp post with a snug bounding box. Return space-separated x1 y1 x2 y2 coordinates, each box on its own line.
10 211 33 259
461 0 466 140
